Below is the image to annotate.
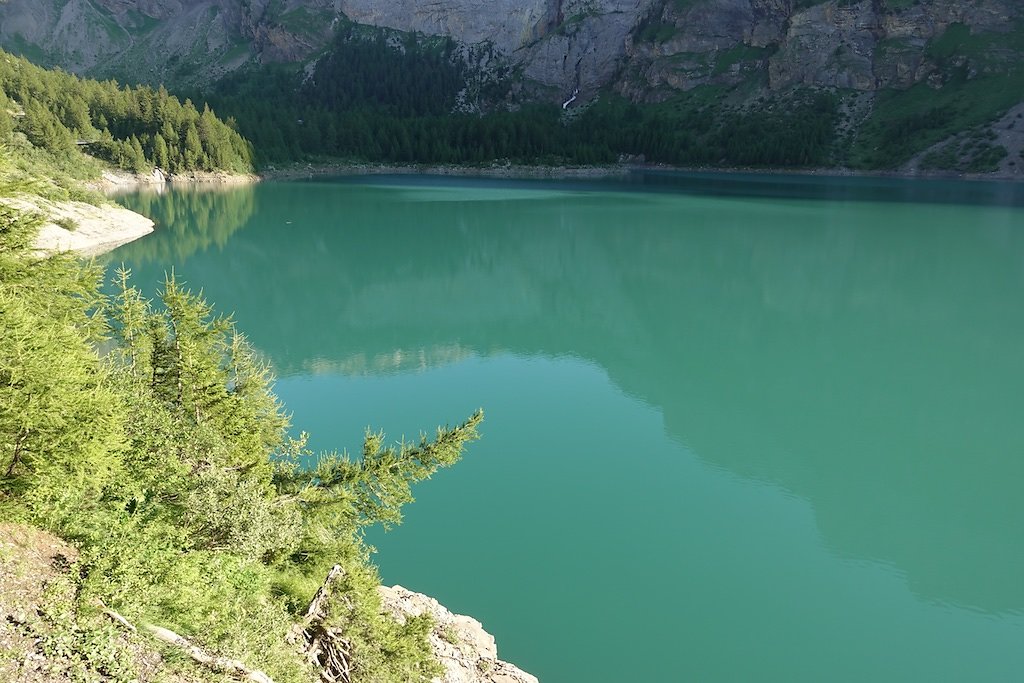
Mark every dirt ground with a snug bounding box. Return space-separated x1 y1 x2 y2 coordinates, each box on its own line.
0 523 80 683
0 523 197 683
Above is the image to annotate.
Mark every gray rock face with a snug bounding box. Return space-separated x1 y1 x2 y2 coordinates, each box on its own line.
768 0 880 91
619 0 1022 97
339 0 553 55
0 0 1020 99
619 0 788 96
767 0 1022 90
0 0 128 72
0 0 339 82
378 585 539 683
519 0 657 98
0 0 655 100
337 0 656 100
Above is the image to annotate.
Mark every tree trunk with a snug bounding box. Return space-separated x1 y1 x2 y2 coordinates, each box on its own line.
4 428 30 478
101 606 275 683
288 564 353 683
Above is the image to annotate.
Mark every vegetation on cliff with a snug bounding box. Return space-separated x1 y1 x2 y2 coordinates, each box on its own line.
0 156 482 682
194 16 1021 173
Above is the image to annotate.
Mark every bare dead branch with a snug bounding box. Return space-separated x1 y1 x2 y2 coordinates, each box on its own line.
100 605 274 683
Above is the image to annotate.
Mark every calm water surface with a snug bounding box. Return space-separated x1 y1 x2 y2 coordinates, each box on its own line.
109 173 1024 682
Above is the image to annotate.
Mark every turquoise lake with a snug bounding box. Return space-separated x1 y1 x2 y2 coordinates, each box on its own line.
109 173 1024 682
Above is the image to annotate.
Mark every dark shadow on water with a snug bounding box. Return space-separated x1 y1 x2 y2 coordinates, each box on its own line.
305 169 1024 207
631 170 1024 207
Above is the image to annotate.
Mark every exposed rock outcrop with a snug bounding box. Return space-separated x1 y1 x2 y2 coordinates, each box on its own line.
520 0 657 99
621 0 1023 98
4 194 155 256
768 0 880 91
0 0 339 83
379 585 539 683
339 0 553 55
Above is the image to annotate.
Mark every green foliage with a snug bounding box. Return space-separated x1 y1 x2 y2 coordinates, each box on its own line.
0 92 14 140
320 566 441 683
54 215 79 231
0 174 124 525
880 0 918 9
851 71 1024 168
637 15 678 44
280 411 484 532
713 44 773 76
308 23 466 117
574 88 840 167
275 7 334 37
203 24 477 164
920 130 1009 173
671 0 700 11
0 48 254 174
32 573 139 683
1 130 109 204
0 167 483 681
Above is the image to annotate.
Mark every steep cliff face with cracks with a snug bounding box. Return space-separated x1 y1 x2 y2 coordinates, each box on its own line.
620 0 1022 99
0 0 1021 106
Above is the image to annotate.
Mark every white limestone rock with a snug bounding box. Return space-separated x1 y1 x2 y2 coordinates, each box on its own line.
378 585 539 683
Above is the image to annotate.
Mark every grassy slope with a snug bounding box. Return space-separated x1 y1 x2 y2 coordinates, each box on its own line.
849 22 1024 170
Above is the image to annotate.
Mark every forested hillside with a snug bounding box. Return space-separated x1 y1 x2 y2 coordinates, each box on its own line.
204 25 841 168
191 11 1022 173
0 48 253 176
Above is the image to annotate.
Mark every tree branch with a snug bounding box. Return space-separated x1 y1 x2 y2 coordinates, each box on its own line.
145 624 274 683
4 427 30 478
101 605 274 683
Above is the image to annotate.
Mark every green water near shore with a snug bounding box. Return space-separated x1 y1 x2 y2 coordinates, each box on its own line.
110 173 1024 682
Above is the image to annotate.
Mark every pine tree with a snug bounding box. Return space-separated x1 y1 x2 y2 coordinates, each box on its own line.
0 188 125 528
183 122 203 170
0 89 15 141
152 132 169 170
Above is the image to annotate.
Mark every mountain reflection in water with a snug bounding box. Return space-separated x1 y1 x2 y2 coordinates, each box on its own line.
110 174 1024 681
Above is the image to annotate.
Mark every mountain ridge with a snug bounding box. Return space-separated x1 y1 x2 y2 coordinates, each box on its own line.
2 0 1020 100
2 0 1022 174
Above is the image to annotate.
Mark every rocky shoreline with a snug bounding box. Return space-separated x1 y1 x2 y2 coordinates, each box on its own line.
261 160 1024 183
89 168 260 194
379 586 537 683
260 161 630 181
24 169 258 256
11 194 154 257
33 156 1022 258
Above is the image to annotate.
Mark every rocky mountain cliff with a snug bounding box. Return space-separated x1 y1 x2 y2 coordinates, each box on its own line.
2 0 1023 173
623 0 1020 97
0 0 342 83
3 0 1019 101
